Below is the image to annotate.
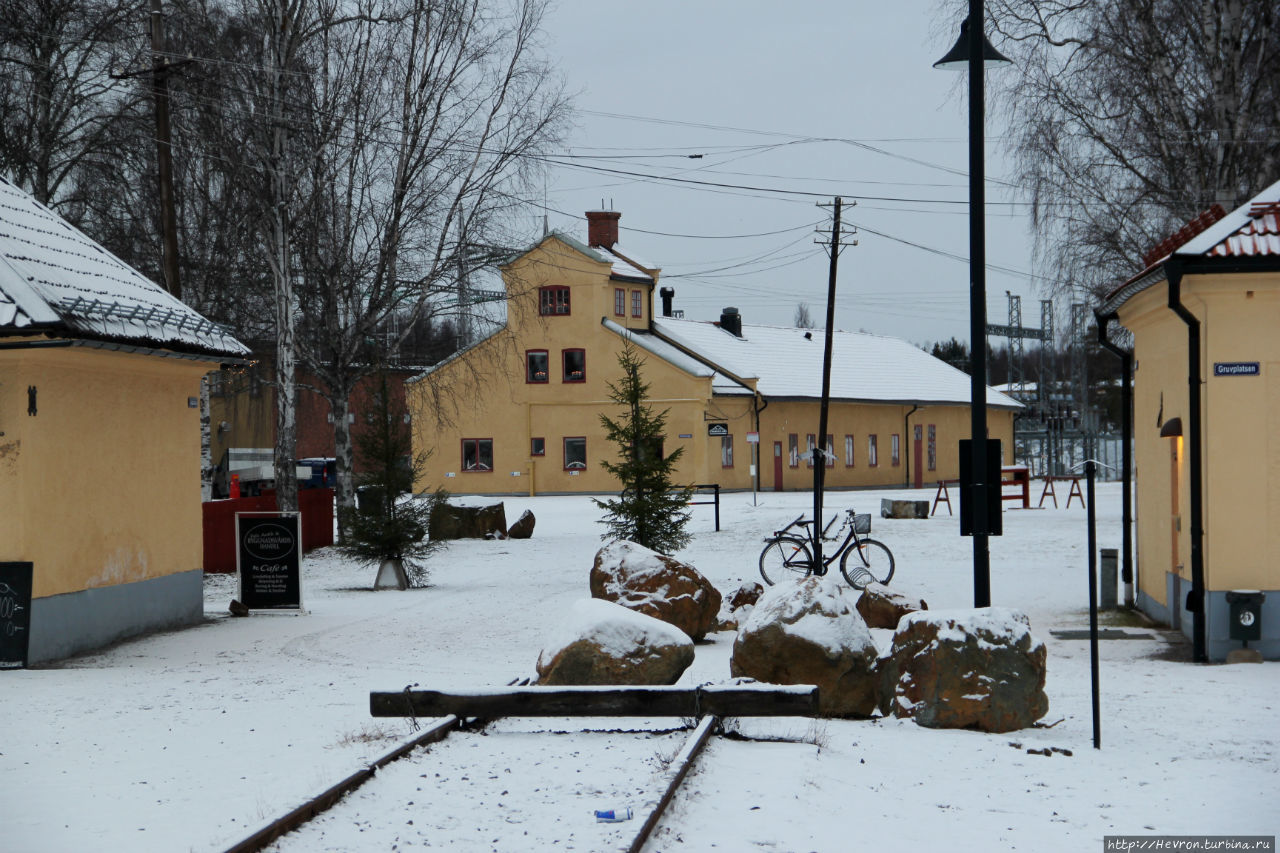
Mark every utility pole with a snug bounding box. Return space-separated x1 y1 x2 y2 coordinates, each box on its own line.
813 197 856 569
150 0 181 298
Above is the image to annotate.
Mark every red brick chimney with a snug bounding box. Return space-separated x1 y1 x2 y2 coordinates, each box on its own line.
586 210 621 249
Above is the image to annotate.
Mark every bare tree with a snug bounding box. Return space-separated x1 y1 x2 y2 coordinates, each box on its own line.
290 0 568 532
974 0 1280 299
0 0 145 213
793 301 815 329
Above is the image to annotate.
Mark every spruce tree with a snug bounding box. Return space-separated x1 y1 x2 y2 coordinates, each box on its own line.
594 345 694 554
338 370 447 587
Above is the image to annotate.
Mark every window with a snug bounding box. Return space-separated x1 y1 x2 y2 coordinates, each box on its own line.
844 434 855 467
631 289 643 318
526 350 548 383
564 436 587 470
826 434 834 468
539 285 570 315
927 425 937 471
462 438 493 472
531 437 545 456
868 434 878 467
562 348 586 382
788 434 799 467
721 434 734 468
614 288 626 316
806 434 816 468
891 433 901 467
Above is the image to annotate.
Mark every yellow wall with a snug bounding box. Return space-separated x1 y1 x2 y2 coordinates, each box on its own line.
409 234 1017 496
1119 270 1280 603
0 344 210 598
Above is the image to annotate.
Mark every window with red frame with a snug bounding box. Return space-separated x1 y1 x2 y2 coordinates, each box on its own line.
525 350 548 383
825 434 834 468
631 290 642 317
805 434 816 468
562 349 585 382
788 434 799 467
564 437 586 470
614 288 625 316
721 434 734 467
928 424 937 471
539 285 570 315
462 438 493 472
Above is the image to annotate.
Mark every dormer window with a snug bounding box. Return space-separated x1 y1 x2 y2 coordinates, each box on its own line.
540 286 570 316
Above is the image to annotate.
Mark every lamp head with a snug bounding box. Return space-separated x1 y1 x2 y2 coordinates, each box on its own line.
933 19 1012 70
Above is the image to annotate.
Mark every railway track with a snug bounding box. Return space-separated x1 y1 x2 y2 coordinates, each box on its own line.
224 676 814 850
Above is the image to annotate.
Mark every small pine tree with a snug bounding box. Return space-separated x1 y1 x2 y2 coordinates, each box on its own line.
337 370 447 587
594 345 694 554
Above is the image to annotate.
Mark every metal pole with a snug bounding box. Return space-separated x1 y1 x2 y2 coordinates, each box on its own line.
967 0 991 607
813 197 842 570
1086 459 1101 749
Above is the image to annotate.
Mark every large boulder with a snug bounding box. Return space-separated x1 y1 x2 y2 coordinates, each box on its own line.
856 582 927 630
590 541 722 641
536 598 694 686
730 576 880 717
879 607 1048 733
507 510 536 539
429 502 507 540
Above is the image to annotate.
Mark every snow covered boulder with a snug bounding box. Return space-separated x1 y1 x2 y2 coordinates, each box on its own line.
536 598 694 686
856 582 927 630
879 607 1048 733
730 576 880 717
716 581 765 630
590 541 722 641
506 510 536 539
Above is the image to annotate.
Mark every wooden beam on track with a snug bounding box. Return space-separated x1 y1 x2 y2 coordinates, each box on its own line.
370 684 820 718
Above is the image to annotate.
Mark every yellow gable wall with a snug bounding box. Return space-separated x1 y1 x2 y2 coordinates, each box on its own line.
1120 270 1280 605
408 234 1014 496
0 345 209 598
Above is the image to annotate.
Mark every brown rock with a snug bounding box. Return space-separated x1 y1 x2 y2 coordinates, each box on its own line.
535 599 694 685
590 541 723 641
727 582 764 611
507 510 536 539
429 502 507 540
856 582 927 630
879 607 1048 733
730 576 880 717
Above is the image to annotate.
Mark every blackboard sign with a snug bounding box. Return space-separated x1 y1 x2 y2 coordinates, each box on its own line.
0 562 33 669
236 513 303 610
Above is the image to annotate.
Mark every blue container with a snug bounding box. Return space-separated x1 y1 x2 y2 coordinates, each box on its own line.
594 807 633 823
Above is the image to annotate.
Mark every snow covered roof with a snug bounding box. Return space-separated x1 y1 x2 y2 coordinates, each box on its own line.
601 318 753 395
0 176 249 358
541 231 654 282
652 316 1021 409
1101 178 1280 316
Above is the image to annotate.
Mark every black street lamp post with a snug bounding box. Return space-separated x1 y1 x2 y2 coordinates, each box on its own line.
935 3 1010 607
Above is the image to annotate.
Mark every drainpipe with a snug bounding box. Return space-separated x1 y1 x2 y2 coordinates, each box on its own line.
1095 311 1135 608
904 404 919 487
1166 259 1207 663
753 393 769 502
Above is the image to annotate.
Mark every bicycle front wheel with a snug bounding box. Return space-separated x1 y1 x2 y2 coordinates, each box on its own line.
839 538 895 589
759 536 813 585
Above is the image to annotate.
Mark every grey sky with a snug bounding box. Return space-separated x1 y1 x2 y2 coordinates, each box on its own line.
529 0 1047 348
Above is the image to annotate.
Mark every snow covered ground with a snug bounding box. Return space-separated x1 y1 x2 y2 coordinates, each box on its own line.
3 484 1276 852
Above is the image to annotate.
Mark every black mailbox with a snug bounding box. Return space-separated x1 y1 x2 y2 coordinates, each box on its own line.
1225 591 1265 643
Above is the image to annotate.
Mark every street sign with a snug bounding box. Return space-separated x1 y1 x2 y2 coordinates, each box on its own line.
746 431 759 443
1214 362 1260 376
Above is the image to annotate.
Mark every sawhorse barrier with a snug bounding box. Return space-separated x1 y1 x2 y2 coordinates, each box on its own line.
932 479 959 516
932 466 1032 516
1038 476 1086 508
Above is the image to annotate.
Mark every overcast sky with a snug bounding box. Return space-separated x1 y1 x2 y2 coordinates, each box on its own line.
524 0 1051 348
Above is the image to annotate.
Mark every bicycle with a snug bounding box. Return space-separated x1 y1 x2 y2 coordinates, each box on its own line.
758 509 895 590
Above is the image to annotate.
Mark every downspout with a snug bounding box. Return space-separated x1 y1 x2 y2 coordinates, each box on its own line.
753 393 768 500
1095 310 1134 608
904 404 919 487
1166 259 1207 663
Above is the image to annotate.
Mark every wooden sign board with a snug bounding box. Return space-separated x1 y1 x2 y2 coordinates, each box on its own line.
236 513 303 611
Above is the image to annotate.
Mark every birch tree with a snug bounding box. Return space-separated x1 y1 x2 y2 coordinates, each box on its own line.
972 0 1280 299
291 0 567 533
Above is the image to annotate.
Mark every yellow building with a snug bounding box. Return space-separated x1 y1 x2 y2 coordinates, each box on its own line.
408 211 1018 498
0 177 249 665
1098 179 1280 661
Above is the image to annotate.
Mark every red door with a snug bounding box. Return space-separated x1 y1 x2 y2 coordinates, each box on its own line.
913 425 924 489
772 442 784 491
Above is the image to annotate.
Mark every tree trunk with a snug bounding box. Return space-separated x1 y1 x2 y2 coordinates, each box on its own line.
331 391 356 543
199 374 213 502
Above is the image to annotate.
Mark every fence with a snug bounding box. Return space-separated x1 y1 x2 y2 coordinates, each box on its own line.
202 488 334 573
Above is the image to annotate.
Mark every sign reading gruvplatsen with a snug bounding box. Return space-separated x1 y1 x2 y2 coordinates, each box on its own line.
236 512 303 610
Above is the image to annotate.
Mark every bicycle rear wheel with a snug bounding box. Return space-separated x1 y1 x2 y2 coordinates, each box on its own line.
839 538 895 589
759 536 813 585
